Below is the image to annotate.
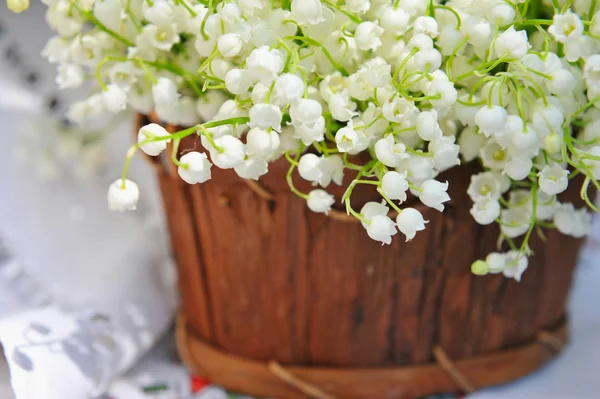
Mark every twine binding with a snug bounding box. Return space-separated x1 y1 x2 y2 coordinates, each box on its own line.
432 346 477 394
536 330 565 354
268 361 337 399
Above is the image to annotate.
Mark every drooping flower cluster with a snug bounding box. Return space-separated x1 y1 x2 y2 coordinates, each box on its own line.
35 0 600 280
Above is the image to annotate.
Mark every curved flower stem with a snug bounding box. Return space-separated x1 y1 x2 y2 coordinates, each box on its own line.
516 180 538 260
322 0 362 23
285 149 309 200
121 117 250 185
171 138 187 168
284 35 350 76
377 187 403 214
74 5 134 47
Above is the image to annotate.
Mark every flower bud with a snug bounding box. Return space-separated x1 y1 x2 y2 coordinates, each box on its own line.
471 260 489 276
8 0 29 13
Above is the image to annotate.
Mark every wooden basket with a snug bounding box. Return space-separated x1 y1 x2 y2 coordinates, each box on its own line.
137 114 585 399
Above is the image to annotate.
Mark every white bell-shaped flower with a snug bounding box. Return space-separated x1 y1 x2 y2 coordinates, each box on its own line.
152 77 179 108
56 63 84 89
418 180 450 212
467 172 502 201
380 171 409 202
500 208 530 238
335 122 364 153
538 163 569 195
246 127 280 159
475 105 507 136
537 191 558 221
291 0 326 25
360 201 389 228
274 73 305 105
102 84 127 113
210 135 246 169
486 252 507 274
249 104 282 131
495 26 531 59
380 6 410 34
396 208 428 242
218 33 243 57
142 0 173 25
246 46 285 83
401 154 436 184
138 123 171 156
363 57 391 88
416 110 443 141
382 96 417 123
502 251 529 282
366 215 397 245
504 155 532 181
178 152 212 184
225 68 253 95
107 179 140 212
355 21 384 51
307 189 335 214
346 0 370 13
234 156 268 180
547 69 577 96
548 10 583 43
413 16 439 38
458 126 487 162
429 136 460 171
292 119 326 145
553 203 592 238
298 153 323 183
374 135 409 168
290 98 322 125
470 196 501 225
509 117 539 151
319 155 345 187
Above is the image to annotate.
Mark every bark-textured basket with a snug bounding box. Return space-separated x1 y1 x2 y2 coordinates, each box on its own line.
137 114 585 399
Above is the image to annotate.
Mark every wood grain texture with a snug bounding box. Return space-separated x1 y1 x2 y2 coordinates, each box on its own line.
136 114 587 395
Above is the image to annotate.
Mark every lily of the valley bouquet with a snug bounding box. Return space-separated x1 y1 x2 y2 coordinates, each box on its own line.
11 0 600 280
